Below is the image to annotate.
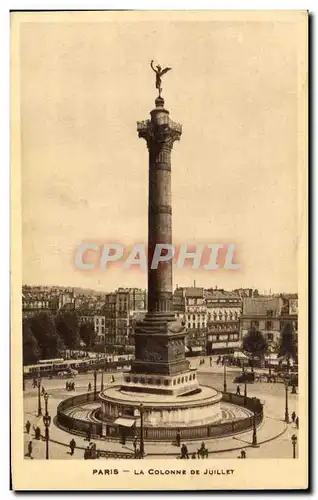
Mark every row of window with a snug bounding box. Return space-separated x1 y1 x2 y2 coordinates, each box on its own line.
186 323 206 330
208 324 238 332
209 334 239 342
206 299 240 304
250 320 281 330
208 312 240 321
95 318 105 325
23 302 50 309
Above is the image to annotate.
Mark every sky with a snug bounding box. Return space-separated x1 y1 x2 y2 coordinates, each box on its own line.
19 12 304 293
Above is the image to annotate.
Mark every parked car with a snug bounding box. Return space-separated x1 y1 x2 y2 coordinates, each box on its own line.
234 372 255 383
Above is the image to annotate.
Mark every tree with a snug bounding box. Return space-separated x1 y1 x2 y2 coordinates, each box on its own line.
242 327 268 372
29 312 65 359
279 322 297 371
55 311 80 350
79 323 96 348
23 318 40 365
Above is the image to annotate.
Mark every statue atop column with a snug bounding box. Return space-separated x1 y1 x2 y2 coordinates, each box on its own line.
150 60 172 97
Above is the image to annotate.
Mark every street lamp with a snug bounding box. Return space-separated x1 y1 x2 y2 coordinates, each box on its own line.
37 373 42 417
139 403 145 458
284 381 290 423
94 370 97 401
223 361 227 393
291 434 297 459
252 397 258 447
43 393 52 460
101 371 104 392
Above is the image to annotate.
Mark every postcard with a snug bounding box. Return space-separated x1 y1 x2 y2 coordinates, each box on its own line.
11 10 308 490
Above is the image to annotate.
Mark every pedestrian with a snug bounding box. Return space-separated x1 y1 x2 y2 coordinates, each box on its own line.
88 382 91 392
240 450 246 459
296 416 299 429
32 378 37 389
291 411 296 423
133 435 138 457
198 442 208 458
33 425 41 440
180 443 189 459
25 420 31 434
231 420 235 433
27 440 33 459
84 446 90 459
209 356 212 367
236 385 241 396
90 443 97 459
69 438 76 456
176 430 181 447
66 381 68 391
73 382 76 391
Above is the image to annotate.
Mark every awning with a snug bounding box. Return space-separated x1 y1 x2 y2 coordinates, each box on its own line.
114 417 136 428
233 351 248 359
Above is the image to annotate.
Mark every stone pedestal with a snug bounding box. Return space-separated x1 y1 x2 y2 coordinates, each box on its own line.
99 384 222 430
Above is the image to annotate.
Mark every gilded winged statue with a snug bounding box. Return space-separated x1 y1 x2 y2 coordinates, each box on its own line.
150 60 172 97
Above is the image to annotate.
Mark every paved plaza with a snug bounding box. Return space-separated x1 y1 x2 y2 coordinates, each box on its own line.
23 356 299 460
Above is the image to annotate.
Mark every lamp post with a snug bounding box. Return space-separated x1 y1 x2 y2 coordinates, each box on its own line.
43 393 52 460
284 381 290 423
94 370 97 401
291 434 297 459
252 397 258 447
139 403 144 458
244 382 247 406
101 371 104 392
223 360 227 393
37 373 42 417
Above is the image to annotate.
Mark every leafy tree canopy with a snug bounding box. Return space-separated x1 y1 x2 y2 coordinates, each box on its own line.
79 322 96 348
242 328 268 359
55 310 80 349
279 322 297 361
23 318 40 365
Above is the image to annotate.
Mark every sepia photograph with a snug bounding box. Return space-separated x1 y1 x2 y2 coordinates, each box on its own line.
10 10 308 490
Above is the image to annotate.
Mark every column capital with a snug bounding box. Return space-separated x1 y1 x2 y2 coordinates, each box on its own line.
137 112 182 149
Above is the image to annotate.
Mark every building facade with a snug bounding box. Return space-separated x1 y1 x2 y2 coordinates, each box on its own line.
173 287 207 352
205 289 242 354
104 288 147 349
94 312 106 343
239 295 298 349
